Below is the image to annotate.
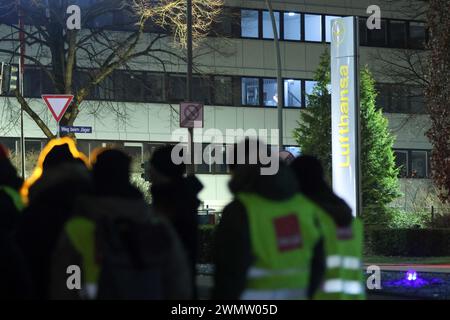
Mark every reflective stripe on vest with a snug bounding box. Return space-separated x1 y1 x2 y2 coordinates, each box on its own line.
0 185 25 212
322 279 364 295
247 267 307 279
241 288 307 300
326 255 361 270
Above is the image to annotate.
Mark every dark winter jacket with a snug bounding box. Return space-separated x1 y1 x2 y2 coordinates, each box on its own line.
15 162 93 299
50 192 192 300
212 164 325 300
151 175 203 297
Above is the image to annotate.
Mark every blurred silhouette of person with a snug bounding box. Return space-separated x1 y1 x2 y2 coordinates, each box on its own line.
149 145 203 298
0 144 24 232
50 148 191 300
290 155 365 299
0 144 32 299
212 139 324 300
15 138 93 299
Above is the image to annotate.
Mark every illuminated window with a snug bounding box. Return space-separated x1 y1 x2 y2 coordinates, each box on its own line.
241 10 259 38
304 14 322 42
284 12 301 40
284 79 302 107
262 11 280 39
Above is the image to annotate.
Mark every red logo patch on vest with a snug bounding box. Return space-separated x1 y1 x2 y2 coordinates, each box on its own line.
336 226 353 240
273 214 303 252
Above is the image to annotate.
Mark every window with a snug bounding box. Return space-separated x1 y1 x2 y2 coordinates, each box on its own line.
283 12 301 40
409 86 425 114
114 71 143 102
213 76 233 105
367 19 387 46
358 17 368 46
24 68 41 98
305 80 317 106
389 20 407 48
262 11 280 39
263 78 277 107
193 76 212 104
73 70 94 100
284 79 301 107
325 15 341 42
168 75 186 102
304 14 322 42
241 10 259 38
41 70 54 94
241 78 259 106
25 139 42 154
409 22 426 49
390 84 409 113
94 73 114 100
411 150 428 178
143 73 164 102
394 150 408 177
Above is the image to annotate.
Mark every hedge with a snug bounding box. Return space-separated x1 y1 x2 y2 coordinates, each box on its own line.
364 228 450 257
198 226 450 263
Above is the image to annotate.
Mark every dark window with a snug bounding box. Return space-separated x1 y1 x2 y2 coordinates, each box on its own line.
411 150 428 178
390 84 409 113
409 22 426 49
359 17 368 46
367 19 387 46
241 77 260 106
389 20 407 48
25 139 42 154
213 76 233 105
284 79 302 107
263 78 277 107
409 86 426 114
212 7 234 36
283 12 301 40
114 71 143 102
241 9 259 38
24 67 41 98
143 73 165 102
193 76 212 104
304 14 322 42
94 73 114 100
168 75 186 102
41 70 54 94
394 150 408 177
262 11 280 39
73 69 94 100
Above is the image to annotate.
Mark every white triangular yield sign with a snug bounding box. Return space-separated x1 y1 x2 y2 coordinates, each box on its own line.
42 94 74 122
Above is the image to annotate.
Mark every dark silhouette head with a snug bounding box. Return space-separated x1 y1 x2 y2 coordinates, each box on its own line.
0 144 22 190
290 155 327 196
150 145 185 183
92 148 132 192
42 143 77 170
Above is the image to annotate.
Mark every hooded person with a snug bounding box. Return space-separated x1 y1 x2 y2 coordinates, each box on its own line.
290 155 365 300
0 144 24 232
50 148 192 300
212 138 324 300
149 145 203 298
15 138 93 300
0 144 32 299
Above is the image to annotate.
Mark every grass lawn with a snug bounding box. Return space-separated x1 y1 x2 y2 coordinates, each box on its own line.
364 255 450 265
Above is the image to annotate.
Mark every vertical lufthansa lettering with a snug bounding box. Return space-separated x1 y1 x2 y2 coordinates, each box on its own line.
339 65 350 167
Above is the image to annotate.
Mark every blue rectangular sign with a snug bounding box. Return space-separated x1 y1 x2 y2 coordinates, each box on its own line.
60 126 92 134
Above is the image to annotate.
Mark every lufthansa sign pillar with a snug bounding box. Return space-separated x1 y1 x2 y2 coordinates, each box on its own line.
331 16 360 217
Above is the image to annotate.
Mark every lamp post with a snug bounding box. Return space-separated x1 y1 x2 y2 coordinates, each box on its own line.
186 0 195 175
265 0 283 150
